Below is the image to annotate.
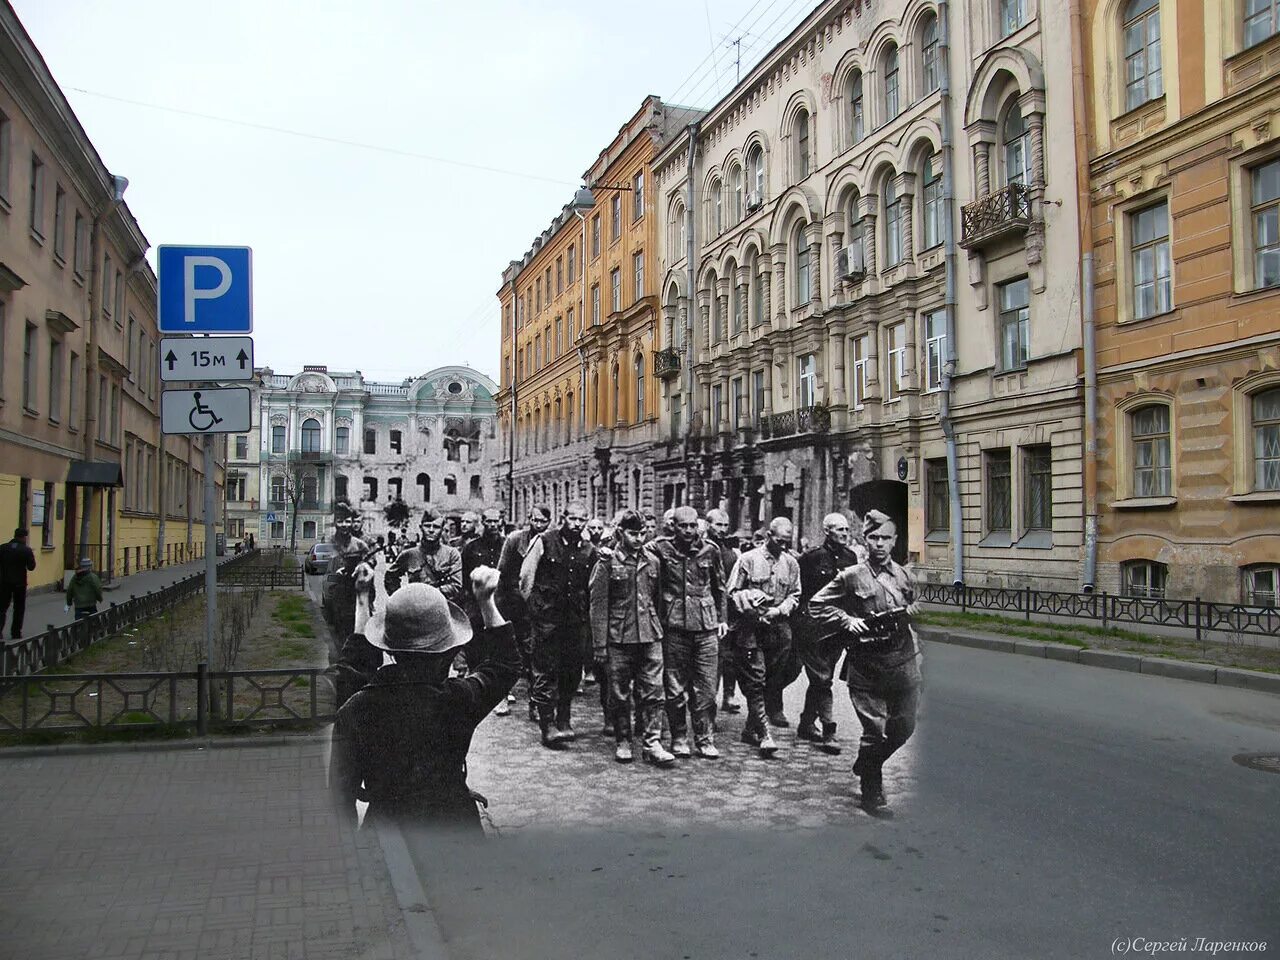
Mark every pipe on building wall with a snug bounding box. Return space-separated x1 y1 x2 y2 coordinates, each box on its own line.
1070 0 1099 591
683 121 699 431
507 275 518 523
938 0 964 586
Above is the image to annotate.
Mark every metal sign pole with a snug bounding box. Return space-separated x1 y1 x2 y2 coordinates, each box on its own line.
204 434 217 671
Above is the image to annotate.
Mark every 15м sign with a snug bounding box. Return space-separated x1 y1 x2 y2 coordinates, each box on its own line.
160 336 254 382
157 245 253 333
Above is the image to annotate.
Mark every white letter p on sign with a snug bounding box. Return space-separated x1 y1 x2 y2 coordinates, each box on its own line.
183 255 233 324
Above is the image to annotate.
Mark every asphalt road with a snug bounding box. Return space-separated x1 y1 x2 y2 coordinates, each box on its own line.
399 641 1280 960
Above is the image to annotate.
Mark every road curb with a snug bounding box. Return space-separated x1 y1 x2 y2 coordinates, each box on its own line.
0 731 332 759
918 627 1280 696
375 823 452 960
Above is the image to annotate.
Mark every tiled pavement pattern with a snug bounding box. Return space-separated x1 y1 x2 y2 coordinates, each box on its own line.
0 742 415 960
466 673 921 832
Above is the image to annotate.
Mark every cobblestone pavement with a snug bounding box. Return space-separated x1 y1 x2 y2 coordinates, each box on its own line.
0 741 415 960
465 673 921 832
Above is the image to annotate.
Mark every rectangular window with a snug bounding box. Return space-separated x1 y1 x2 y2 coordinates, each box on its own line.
633 171 644 219
753 370 766 425
998 277 1030 371
114 270 124 323
271 424 286 453
534 335 541 371
48 336 62 420
235 436 248 459
545 267 552 304
731 376 744 428
1251 388 1280 491
1131 201 1172 319
633 252 644 301
884 181 903 266
1252 158 1280 290
1124 0 1163 110
884 56 900 121
554 318 562 357
126 316 135 380
556 257 563 295
885 322 906 402
1124 560 1168 599
611 268 621 313
567 244 576 283
535 278 542 313
1001 0 1026 36
110 383 120 444
922 155 943 249
1245 0 1280 47
1022 445 1053 532
797 353 817 408
712 383 724 425
148 342 155 398
97 376 107 441
68 351 80 427
22 321 37 411
924 309 946 392
852 334 869 409
926 458 950 534
592 284 601 325
335 426 349 454
591 214 601 257
29 153 45 238
53 184 67 261
73 211 87 278
1244 565 1278 606
41 481 54 547
796 241 812 304
986 448 1012 533
567 306 576 337
390 429 402 454
363 428 377 454
1132 404 1172 497
0 111 9 202
102 255 113 318
611 194 621 240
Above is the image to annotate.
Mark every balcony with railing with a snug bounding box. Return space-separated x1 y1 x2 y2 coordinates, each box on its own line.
654 348 682 380
960 182 1033 249
758 404 831 440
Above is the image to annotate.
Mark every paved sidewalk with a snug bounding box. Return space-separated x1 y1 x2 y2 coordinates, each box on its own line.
0 740 416 960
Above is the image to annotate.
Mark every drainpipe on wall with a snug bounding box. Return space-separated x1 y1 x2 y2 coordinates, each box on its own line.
684 121 700 437
938 0 964 586
1070 0 1099 592
507 275 518 523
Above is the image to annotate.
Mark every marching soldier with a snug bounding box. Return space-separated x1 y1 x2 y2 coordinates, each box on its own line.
588 509 675 767
705 509 743 716
795 513 865 754
462 508 511 714
496 505 551 719
808 510 921 817
417 510 464 603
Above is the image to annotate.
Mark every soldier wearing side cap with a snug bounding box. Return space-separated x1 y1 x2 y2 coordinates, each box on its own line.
808 509 921 816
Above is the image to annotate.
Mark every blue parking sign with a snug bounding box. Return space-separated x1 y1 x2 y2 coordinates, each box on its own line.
157 245 253 333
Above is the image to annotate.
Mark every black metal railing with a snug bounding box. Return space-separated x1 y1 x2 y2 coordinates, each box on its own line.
654 347 682 379
917 582 1280 641
759 404 831 439
0 664 335 734
960 182 1032 248
0 550 264 679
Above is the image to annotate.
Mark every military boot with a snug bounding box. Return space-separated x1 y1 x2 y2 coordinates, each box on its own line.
818 721 842 755
796 715 823 742
555 703 576 742
539 708 570 750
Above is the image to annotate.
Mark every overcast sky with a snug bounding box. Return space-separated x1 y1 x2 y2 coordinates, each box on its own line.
13 0 814 384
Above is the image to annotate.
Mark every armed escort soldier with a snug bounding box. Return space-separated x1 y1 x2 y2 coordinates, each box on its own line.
808 509 921 816
417 510 463 603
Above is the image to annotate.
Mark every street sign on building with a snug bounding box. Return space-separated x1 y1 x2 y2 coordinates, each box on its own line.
159 336 254 382
161 387 252 435
157 245 253 333
265 512 277 524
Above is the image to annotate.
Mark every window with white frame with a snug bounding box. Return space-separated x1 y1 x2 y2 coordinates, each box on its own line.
1131 403 1172 496
611 193 621 240
235 436 248 460
567 244 576 283
556 258 563 296
1123 559 1167 598
712 179 723 234
794 225 812 305
885 322 906 402
852 335 870 408
635 354 645 420
0 111 9 203
998 277 1030 371
633 251 644 301
591 214 601 257
883 46 900 121
797 353 817 408
1131 201 1172 319
922 154 943 249
567 306 575 336
1003 103 1031 186
611 268 621 313
335 426 349 454
748 145 765 197
270 475 286 502
924 309 946 391
1123 0 1163 111
1251 157 1280 289
1001 0 1027 36
730 165 743 222
922 15 940 94
884 179 904 266
1253 387 1280 490
849 72 865 144
555 318 562 357
1242 564 1279 606
751 259 764 325
795 109 811 179
591 283 601 324
633 171 644 220
1245 0 1280 46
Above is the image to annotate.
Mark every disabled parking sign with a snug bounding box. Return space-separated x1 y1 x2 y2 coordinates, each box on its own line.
161 387 252 435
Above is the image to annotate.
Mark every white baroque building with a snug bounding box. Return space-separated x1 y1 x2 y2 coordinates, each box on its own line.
256 365 500 549
653 0 1085 590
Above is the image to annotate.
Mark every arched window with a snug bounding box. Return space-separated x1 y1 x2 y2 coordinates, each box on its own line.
730 164 744 223
883 45 901 121
1123 0 1163 111
848 71 865 144
747 145 765 199
671 201 687 256
711 179 723 234
922 153 943 249
794 223 812 305
708 270 722 342
1002 102 1031 186
884 178 904 266
795 109 811 179
635 353 645 420
301 417 321 453
1130 403 1172 497
921 15 940 94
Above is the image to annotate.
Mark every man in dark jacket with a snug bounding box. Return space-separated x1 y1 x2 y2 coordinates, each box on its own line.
795 513 864 754
496 505 551 718
519 502 598 748
0 528 37 639
705 509 742 716
648 506 727 759
330 567 518 833
460 508 510 714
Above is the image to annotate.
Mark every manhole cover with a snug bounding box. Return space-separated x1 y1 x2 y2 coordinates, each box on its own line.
1232 753 1280 775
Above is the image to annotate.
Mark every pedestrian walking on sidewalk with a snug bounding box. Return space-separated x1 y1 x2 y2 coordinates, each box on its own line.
0 528 37 639
330 567 519 833
65 557 104 620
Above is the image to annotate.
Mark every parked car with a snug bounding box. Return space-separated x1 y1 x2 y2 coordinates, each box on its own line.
304 542 337 575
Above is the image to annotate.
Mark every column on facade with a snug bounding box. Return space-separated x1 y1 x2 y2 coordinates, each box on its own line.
770 242 788 326
857 195 878 278
702 379 714 437
829 324 848 408
1028 109 1046 188
662 301 678 351
719 375 731 434
972 122 995 197
895 172 916 264
806 221 824 312
697 289 711 357
734 265 749 336
902 310 919 394
825 213 845 303
678 296 690 351
714 276 730 345
864 320 882 401
759 253 773 328
761 350 774 420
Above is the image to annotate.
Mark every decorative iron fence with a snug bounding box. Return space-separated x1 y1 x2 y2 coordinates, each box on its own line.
960 182 1032 247
917 582 1280 641
0 550 263 678
654 347 682 379
760 404 831 439
0 664 336 734
219 566 305 589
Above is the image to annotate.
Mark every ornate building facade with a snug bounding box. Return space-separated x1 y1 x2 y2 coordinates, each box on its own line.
653 0 1085 589
1081 0 1280 603
257 365 499 549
